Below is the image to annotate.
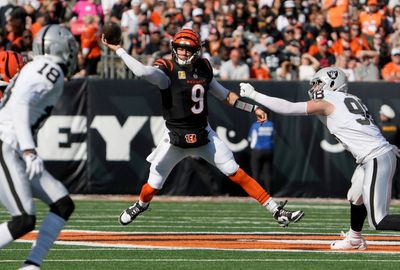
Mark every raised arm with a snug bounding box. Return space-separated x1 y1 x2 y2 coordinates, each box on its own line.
102 36 170 89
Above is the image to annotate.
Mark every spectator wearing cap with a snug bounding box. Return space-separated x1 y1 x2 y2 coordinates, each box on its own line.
359 0 385 39
276 0 305 32
219 48 250 80
331 26 353 57
260 36 282 80
377 103 400 198
183 7 210 42
282 39 301 71
381 47 400 81
312 36 336 68
120 0 141 51
322 0 349 29
378 104 400 155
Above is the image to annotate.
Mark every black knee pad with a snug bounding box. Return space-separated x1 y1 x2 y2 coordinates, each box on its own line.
8 214 36 239
50 196 75 221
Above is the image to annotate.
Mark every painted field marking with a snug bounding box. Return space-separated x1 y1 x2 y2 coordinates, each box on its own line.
17 230 400 254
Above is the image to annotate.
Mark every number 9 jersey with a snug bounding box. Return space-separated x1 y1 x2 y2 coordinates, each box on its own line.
0 56 64 151
154 57 213 130
317 91 392 164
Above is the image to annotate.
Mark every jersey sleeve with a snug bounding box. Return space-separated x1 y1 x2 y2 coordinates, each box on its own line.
201 58 214 82
8 62 55 150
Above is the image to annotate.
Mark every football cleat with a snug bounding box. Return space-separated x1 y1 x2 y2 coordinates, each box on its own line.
330 231 367 250
18 264 40 270
272 200 304 227
119 201 149 225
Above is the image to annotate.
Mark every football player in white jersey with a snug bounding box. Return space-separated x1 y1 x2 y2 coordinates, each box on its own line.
0 25 78 269
240 67 400 250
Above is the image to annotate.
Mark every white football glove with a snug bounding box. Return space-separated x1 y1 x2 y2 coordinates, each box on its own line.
240 83 258 100
23 151 44 180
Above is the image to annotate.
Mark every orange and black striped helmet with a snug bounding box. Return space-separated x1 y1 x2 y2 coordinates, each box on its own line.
0 51 24 87
171 28 202 66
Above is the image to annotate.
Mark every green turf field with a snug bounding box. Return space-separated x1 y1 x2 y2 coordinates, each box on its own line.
1 197 400 270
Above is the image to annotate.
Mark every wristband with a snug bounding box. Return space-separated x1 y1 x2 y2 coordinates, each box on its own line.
233 100 256 113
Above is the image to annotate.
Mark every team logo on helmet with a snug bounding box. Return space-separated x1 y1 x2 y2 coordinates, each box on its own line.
327 70 338 80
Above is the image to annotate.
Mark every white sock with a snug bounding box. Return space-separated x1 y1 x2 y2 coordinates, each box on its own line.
348 228 363 239
264 198 278 214
0 222 14 248
138 200 149 208
26 213 66 265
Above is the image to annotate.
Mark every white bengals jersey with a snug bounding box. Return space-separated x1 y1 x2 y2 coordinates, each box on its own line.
318 91 392 164
0 56 64 151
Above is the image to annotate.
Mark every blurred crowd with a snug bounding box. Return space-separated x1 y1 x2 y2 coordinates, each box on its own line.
2 0 400 81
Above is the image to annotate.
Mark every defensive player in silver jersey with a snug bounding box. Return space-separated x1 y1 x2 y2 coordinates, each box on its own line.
240 67 400 250
0 25 78 269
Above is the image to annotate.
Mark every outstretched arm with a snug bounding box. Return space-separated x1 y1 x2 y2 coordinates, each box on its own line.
102 35 170 89
240 83 333 116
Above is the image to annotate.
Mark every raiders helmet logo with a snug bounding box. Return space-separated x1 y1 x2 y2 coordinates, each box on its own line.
327 70 338 80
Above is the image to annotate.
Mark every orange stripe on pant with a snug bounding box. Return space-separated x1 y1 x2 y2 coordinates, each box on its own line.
229 168 270 205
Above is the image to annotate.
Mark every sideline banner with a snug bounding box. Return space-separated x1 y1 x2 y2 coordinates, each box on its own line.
39 79 400 197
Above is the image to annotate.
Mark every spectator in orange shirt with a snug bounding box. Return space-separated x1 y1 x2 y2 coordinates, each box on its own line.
79 15 102 76
322 0 349 29
381 47 400 81
331 26 352 57
359 0 385 40
250 53 270 80
349 23 370 57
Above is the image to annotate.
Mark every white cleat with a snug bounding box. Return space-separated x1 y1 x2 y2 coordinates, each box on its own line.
18 264 40 270
330 231 367 250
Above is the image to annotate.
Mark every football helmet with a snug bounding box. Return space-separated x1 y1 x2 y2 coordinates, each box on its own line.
0 51 24 87
171 28 202 66
308 67 348 100
32 24 79 77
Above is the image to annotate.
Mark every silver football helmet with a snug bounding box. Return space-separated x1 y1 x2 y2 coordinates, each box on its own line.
308 67 348 100
32 24 79 77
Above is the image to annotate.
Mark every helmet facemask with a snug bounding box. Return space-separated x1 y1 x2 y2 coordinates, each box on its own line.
171 43 201 66
308 78 325 100
171 29 202 66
